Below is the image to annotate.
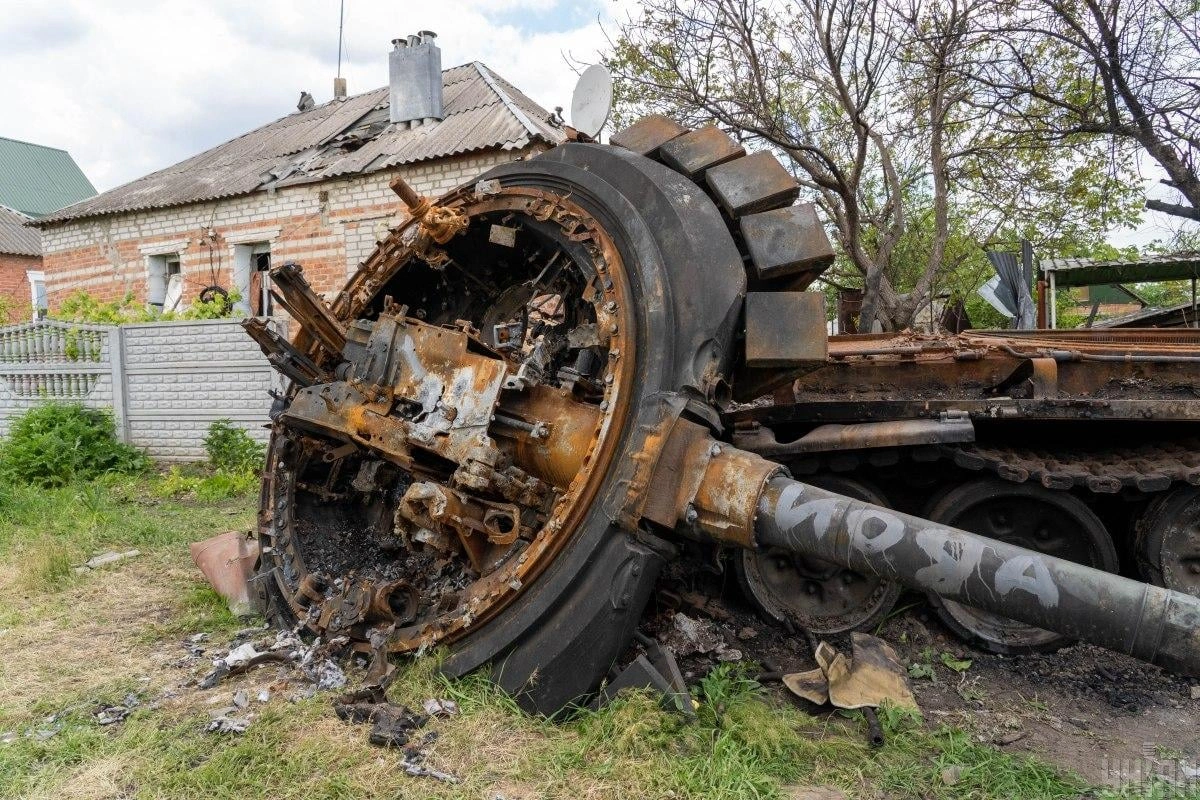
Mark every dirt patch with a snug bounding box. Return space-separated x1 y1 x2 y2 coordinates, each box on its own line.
882 612 1200 788
644 566 1200 789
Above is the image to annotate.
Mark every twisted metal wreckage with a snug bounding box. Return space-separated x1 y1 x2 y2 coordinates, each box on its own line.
243 114 1200 714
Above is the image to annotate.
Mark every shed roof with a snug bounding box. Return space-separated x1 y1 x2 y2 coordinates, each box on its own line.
0 205 40 257
37 62 564 226
1095 301 1200 328
0 137 96 218
1041 253 1200 287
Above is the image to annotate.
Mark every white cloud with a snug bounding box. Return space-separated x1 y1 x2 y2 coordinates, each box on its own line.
0 0 623 191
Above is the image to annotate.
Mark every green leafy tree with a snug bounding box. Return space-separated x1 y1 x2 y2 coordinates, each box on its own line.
607 0 1143 330
974 0 1200 222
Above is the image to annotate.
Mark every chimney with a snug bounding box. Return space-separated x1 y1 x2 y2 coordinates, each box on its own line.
333 76 347 100
389 30 443 127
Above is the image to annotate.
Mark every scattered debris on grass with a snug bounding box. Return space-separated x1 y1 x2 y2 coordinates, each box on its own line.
401 752 460 784
421 698 459 718
328 684 461 782
333 685 428 747
75 549 140 573
197 630 303 688
665 612 742 662
206 712 252 735
781 634 917 712
94 693 141 725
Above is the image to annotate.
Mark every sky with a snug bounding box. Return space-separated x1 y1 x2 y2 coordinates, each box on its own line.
0 0 629 193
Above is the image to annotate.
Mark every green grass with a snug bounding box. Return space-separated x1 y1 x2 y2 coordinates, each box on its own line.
0 473 254 591
0 475 1110 799
0 662 1094 800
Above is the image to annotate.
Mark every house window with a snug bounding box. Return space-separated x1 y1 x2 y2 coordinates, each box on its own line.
234 242 272 316
27 270 47 319
146 253 182 311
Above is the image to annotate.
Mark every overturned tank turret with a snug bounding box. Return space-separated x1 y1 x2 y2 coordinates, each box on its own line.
247 115 1200 713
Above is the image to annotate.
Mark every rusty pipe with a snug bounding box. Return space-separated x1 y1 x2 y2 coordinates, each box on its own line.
753 477 1200 676
494 385 602 488
389 174 430 218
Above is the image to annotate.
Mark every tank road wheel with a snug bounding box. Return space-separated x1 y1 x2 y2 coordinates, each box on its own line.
735 475 901 635
1137 486 1200 597
925 479 1118 654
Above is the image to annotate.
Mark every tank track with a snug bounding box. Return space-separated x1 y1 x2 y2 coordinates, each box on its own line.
791 438 1200 495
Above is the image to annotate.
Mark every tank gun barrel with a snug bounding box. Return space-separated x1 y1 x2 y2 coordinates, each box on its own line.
752 476 1200 675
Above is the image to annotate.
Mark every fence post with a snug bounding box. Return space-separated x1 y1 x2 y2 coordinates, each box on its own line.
109 325 130 443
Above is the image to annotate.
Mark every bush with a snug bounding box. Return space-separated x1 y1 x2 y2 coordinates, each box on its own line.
51 289 240 325
203 419 264 474
0 403 149 486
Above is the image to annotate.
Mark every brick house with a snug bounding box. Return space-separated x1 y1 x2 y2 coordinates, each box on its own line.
33 34 564 315
0 136 96 320
0 206 41 322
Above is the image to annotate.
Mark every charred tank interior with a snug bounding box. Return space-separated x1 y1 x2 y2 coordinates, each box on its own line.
262 189 633 655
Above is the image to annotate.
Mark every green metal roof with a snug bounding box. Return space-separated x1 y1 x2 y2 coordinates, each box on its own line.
0 136 96 218
1041 253 1200 287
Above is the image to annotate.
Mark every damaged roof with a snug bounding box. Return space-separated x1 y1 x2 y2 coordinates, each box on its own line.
0 205 40 257
37 62 564 226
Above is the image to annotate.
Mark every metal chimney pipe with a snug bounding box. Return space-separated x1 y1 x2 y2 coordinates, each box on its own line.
389 31 444 125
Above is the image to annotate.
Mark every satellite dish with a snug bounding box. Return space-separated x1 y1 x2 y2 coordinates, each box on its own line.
570 64 613 139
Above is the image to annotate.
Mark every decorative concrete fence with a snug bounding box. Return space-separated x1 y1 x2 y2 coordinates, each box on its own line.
0 318 286 461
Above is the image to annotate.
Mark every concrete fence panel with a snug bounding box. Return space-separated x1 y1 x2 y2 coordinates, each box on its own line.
0 317 285 461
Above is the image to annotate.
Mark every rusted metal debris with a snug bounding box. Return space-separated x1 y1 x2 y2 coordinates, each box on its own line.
189 531 258 617
240 111 1200 716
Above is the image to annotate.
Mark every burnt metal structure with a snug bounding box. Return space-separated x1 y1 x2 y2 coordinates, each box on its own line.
247 115 1200 713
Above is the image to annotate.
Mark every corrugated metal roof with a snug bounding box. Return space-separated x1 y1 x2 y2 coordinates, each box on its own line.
38 62 565 226
0 137 96 218
1095 300 1200 328
1041 253 1200 287
0 205 40 256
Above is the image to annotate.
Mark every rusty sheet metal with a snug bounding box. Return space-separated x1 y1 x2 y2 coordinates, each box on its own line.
269 262 347 357
190 531 259 616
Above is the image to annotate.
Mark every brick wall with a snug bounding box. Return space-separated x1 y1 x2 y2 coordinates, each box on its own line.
37 148 537 309
0 253 37 322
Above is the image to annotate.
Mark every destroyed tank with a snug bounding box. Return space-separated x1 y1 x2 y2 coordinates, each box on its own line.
245 114 1200 714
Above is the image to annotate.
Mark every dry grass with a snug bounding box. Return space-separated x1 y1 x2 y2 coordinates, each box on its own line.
0 553 212 719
